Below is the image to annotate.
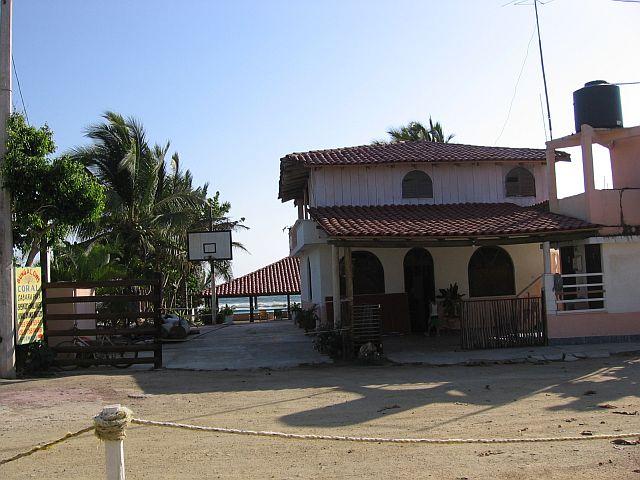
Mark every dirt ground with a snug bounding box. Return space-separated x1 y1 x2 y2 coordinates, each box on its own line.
1 357 640 479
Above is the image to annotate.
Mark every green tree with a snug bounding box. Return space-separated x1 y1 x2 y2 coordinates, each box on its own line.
1 113 105 264
377 116 455 144
71 112 245 305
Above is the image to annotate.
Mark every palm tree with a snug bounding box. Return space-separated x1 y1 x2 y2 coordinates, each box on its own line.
69 112 245 304
379 116 455 144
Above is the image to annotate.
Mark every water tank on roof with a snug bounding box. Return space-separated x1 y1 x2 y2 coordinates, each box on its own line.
573 80 623 132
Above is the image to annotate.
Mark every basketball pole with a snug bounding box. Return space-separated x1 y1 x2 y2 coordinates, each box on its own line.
208 200 217 324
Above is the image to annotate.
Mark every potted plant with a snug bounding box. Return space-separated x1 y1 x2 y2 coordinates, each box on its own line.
220 304 234 324
298 305 319 332
290 302 302 325
436 283 465 331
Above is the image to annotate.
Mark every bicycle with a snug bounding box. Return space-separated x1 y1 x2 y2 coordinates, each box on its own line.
53 320 138 370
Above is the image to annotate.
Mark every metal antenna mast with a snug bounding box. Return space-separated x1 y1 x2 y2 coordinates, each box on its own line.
534 0 553 139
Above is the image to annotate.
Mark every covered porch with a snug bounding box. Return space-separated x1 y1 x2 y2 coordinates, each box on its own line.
304 203 599 352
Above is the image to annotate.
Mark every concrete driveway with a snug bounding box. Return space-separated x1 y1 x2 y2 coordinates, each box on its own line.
163 320 330 370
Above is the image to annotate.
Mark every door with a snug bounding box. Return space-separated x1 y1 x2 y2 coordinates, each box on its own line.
404 248 435 333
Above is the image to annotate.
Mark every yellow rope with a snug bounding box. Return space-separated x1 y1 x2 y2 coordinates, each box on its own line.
0 426 94 467
2 418 639 468
131 418 640 445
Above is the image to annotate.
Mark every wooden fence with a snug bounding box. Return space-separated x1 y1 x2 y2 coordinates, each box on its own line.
43 277 163 368
460 296 546 350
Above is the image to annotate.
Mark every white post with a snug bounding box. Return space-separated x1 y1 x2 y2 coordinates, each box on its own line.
94 404 130 480
331 245 341 328
542 241 557 315
0 0 15 379
209 259 216 323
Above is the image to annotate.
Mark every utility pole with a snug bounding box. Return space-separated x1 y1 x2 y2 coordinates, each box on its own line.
534 0 553 140
208 200 216 324
0 0 14 378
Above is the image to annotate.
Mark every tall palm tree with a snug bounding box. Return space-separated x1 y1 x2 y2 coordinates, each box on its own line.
381 116 455 144
69 112 245 302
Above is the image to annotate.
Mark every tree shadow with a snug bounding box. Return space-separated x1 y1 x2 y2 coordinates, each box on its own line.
116 356 640 429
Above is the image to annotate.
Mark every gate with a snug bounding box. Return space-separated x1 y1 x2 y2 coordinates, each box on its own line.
460 296 546 350
43 277 163 368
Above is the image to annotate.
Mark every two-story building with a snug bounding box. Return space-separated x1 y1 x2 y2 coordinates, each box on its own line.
279 140 600 346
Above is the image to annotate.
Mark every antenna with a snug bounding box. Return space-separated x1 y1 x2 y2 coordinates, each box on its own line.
534 0 553 139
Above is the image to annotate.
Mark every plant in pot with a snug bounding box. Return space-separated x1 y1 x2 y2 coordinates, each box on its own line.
220 304 234 324
298 305 319 333
436 283 465 331
290 302 302 325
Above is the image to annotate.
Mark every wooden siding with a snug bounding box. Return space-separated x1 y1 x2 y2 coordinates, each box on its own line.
308 163 547 207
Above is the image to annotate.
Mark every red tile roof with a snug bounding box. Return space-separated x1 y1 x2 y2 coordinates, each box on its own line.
309 203 597 238
279 140 569 201
202 257 300 298
282 141 568 167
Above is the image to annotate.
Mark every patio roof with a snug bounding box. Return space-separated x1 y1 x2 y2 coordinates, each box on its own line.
202 256 300 298
309 203 598 242
279 140 570 201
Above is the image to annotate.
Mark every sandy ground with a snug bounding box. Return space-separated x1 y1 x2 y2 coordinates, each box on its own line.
1 357 640 479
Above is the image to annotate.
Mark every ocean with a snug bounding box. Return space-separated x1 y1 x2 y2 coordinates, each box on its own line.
219 294 302 315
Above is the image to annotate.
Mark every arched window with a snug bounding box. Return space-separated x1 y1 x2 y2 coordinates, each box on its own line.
505 167 536 197
468 246 515 297
402 170 433 199
340 251 385 295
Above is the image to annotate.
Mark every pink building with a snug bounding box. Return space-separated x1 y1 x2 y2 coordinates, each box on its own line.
544 123 640 344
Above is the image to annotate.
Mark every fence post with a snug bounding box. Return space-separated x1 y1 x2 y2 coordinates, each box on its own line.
94 404 132 480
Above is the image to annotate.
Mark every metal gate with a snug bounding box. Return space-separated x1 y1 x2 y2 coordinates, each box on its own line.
460 296 546 350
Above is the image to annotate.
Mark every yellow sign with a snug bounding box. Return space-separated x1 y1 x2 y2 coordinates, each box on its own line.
15 267 44 345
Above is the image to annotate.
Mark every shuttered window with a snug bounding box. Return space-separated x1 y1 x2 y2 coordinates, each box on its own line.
402 170 433 199
505 167 536 197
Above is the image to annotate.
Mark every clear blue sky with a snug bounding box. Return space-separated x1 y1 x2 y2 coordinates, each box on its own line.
14 0 640 276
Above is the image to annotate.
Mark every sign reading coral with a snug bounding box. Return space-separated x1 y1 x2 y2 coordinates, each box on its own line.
15 267 44 345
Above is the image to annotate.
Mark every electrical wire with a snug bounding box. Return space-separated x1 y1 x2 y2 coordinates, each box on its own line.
494 25 537 145
11 54 28 124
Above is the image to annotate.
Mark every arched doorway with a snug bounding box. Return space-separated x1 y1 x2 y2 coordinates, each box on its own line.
404 248 435 333
340 251 385 295
468 246 515 297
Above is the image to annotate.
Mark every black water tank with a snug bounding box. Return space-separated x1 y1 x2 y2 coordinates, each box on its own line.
573 80 623 132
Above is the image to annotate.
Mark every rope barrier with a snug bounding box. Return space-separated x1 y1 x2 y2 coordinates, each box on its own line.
94 406 133 441
2 416 639 468
0 426 94 466
130 418 640 445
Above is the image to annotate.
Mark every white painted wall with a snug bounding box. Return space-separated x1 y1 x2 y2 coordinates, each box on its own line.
297 243 544 304
602 241 640 313
308 163 547 207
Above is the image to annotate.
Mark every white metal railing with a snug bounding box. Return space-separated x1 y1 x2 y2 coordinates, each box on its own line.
555 272 605 312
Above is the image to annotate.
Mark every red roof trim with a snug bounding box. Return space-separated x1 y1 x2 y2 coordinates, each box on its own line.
202 257 300 298
309 203 597 238
282 140 569 167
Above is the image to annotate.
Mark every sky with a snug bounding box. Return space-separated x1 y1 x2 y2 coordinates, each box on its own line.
13 0 640 277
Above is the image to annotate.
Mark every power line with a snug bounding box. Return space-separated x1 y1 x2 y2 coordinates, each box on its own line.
494 25 537 145
11 54 27 124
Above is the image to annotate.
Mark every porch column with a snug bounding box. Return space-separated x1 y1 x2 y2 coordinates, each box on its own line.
286 294 291 321
542 241 557 315
580 124 596 220
344 246 354 327
331 245 341 328
249 296 254 322
546 145 559 212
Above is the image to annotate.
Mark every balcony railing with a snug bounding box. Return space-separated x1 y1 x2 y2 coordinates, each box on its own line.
555 272 605 313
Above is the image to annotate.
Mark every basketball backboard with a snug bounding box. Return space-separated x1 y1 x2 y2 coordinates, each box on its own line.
187 230 232 261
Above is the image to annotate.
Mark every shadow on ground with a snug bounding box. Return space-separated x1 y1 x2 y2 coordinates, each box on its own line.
110 355 640 429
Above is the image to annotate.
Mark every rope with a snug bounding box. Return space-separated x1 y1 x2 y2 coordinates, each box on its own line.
131 418 640 445
94 406 133 441
0 426 94 466
2 415 639 468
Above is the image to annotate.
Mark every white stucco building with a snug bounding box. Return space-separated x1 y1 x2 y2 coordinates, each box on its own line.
278 140 615 348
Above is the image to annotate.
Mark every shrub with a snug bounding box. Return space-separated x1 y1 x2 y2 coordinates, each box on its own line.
313 330 344 359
